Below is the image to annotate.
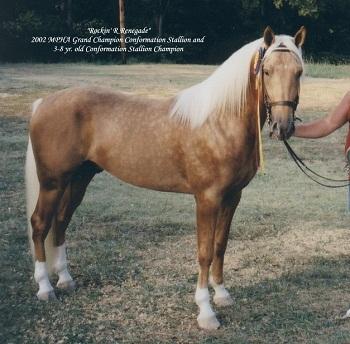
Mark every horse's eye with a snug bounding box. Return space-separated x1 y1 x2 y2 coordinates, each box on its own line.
296 70 302 78
264 70 269 76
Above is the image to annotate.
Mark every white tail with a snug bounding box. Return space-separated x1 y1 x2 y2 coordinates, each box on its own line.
26 99 55 273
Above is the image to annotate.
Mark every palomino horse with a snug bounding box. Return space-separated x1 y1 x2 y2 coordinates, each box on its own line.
26 26 306 330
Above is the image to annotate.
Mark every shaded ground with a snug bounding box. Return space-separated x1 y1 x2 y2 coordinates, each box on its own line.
0 63 350 343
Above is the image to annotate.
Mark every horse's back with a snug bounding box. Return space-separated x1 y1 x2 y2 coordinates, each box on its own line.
32 86 175 128
28 86 189 190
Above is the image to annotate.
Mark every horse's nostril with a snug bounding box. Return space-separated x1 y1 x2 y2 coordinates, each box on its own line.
269 122 279 138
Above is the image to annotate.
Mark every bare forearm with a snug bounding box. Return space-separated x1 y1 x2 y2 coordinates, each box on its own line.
294 91 350 138
294 117 335 138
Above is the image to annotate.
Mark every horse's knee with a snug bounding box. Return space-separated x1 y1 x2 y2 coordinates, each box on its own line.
198 254 213 268
31 212 50 242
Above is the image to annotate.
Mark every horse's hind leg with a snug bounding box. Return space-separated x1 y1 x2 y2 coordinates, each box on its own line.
31 178 67 300
210 191 241 307
51 162 100 290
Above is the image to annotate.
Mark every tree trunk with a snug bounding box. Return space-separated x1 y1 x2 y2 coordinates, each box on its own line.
260 0 264 17
66 0 72 29
157 0 169 37
158 13 163 37
119 0 127 64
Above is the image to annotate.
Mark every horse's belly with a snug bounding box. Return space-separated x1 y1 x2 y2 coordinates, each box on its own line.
92 146 191 193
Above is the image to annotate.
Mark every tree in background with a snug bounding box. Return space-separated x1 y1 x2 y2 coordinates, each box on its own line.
0 0 349 63
66 0 72 29
57 0 73 29
119 0 126 64
154 0 170 37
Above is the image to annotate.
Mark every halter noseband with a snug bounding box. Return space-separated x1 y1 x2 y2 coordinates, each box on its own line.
255 46 301 126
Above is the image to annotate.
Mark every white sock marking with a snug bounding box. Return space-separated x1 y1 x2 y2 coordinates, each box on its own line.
34 261 53 296
210 277 231 300
195 286 216 320
53 243 73 285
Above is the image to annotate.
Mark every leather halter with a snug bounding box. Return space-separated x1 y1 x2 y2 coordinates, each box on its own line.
257 47 301 125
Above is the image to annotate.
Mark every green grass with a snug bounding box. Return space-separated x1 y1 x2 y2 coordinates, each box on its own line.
305 63 350 79
1 63 350 343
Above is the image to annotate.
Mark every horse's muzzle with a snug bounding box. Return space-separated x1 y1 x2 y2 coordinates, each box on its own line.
269 119 294 140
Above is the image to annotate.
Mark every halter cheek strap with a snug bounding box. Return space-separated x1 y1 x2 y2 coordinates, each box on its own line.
254 46 301 126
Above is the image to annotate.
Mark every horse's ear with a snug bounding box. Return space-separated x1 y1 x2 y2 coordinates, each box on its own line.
263 26 275 48
294 26 307 48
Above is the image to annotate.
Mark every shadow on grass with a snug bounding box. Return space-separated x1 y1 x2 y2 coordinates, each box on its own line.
4 253 350 343
210 256 350 344
2 116 350 343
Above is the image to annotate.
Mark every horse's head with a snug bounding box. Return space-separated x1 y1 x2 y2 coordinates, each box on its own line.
261 26 306 140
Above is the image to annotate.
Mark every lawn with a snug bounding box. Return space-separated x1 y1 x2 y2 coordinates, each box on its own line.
0 63 350 343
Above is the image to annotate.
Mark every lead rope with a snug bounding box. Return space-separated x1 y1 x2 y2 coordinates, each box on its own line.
283 139 350 188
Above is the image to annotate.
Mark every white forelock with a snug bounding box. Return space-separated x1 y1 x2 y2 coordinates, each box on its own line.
264 35 304 68
170 35 303 128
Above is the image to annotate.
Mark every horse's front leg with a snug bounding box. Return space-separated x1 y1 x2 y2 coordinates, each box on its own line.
210 191 241 307
194 192 221 330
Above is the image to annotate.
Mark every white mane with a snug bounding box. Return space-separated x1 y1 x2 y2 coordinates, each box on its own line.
170 35 303 128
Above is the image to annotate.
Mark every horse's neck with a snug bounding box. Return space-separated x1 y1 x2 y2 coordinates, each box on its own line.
211 80 266 140
244 76 267 133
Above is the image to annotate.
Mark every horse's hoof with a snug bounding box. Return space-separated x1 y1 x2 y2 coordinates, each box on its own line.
37 290 57 301
214 294 234 307
197 314 220 330
57 280 76 291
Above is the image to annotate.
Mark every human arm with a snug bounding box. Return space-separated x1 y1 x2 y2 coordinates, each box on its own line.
294 91 350 138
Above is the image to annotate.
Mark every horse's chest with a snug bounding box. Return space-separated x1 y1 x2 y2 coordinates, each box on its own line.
221 157 258 191
215 137 259 190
